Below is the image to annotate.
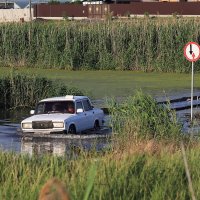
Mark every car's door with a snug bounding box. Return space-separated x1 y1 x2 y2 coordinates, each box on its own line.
82 99 94 129
75 101 87 132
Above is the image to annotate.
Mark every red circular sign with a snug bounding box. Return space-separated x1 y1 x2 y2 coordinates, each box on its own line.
184 42 200 62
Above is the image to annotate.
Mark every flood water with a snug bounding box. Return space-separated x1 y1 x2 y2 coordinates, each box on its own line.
1 92 200 156
0 119 21 153
0 109 111 156
177 108 200 135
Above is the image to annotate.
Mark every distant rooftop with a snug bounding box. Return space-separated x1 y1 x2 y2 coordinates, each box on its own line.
0 0 62 9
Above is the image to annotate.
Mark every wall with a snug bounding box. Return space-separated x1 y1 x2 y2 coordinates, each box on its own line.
0 9 33 22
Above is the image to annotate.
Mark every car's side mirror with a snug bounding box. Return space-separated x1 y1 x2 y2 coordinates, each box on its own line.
30 110 35 115
77 108 83 113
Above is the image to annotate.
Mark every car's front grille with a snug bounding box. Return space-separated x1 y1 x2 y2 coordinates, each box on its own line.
32 121 53 129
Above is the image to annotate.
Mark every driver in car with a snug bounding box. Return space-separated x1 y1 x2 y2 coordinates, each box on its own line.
67 103 75 114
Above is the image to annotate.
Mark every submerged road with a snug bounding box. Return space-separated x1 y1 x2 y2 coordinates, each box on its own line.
0 116 112 157
1 93 200 155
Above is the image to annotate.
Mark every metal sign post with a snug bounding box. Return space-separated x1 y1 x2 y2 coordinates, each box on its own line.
184 42 200 122
191 61 194 121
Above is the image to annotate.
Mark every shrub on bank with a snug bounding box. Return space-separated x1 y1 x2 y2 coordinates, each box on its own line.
107 91 181 139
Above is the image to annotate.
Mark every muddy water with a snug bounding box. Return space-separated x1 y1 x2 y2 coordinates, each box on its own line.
0 110 111 156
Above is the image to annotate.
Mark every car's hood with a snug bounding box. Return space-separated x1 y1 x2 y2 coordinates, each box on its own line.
21 113 74 123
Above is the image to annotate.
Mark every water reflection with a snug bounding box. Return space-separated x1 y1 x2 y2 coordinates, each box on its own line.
21 140 67 156
21 137 111 157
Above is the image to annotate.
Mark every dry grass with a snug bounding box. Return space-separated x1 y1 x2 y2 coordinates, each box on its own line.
39 178 70 200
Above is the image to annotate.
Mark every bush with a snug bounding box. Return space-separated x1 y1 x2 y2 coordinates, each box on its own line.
107 91 181 139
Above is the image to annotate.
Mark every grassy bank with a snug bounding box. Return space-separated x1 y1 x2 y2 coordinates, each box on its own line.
0 91 196 200
1 140 200 200
0 68 199 99
0 19 200 71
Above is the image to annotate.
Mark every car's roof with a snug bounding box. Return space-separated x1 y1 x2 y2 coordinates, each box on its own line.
40 95 88 102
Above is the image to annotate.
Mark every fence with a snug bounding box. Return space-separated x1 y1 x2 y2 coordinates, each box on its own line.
33 2 200 18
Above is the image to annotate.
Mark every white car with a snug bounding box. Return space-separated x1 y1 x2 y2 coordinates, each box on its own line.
21 95 104 134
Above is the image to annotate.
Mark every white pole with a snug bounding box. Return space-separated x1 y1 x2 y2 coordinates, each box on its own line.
29 0 32 21
191 61 194 122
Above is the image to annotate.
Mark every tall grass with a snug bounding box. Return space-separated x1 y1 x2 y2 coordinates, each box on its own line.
1 141 200 200
0 18 200 72
0 71 84 109
107 91 181 139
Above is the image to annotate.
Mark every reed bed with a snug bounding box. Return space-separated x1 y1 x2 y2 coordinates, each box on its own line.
0 71 84 109
0 18 200 72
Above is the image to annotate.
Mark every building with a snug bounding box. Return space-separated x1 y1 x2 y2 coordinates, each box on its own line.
0 1 21 9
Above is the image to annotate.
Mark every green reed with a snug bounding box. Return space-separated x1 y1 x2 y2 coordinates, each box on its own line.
0 71 84 109
0 18 200 72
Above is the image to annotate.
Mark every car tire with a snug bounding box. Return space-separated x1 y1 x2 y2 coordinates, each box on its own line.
94 120 100 131
68 124 76 134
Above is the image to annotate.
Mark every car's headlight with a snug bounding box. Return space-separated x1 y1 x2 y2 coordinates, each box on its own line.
53 122 64 128
22 123 32 129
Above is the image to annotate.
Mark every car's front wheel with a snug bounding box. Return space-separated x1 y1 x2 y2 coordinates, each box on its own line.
94 120 100 131
68 124 76 134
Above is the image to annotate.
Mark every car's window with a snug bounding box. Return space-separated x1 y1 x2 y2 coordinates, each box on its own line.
82 99 93 111
35 101 75 114
76 101 83 111
36 103 45 114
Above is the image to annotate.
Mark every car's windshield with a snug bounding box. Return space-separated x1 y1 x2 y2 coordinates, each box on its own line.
35 101 75 114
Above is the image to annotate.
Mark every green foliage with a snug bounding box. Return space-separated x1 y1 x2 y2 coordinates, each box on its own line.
144 12 149 18
0 71 84 109
62 11 69 21
105 11 113 22
0 18 199 72
125 11 131 18
48 0 60 4
83 164 97 200
71 0 82 4
107 91 181 139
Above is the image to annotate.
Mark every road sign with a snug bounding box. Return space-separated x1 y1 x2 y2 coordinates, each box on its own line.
184 42 200 62
184 41 200 122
